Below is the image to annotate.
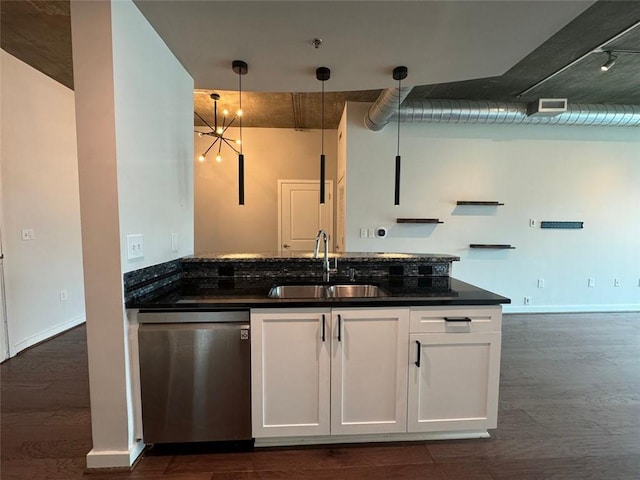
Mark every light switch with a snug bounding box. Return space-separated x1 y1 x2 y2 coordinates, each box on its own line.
127 234 144 260
21 228 35 241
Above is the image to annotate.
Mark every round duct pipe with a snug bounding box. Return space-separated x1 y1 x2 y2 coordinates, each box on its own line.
364 86 413 131
396 99 640 127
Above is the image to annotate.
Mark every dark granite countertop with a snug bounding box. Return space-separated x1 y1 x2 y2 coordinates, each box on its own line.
128 276 510 311
181 252 461 262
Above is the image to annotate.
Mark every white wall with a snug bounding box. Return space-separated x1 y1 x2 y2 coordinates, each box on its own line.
71 0 193 469
0 49 85 356
113 7 194 272
342 102 640 313
195 128 336 252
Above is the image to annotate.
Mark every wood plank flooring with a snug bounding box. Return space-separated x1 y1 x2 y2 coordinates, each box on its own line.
1 312 639 479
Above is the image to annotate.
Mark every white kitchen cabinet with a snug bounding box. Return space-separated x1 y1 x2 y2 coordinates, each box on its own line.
251 307 409 438
251 308 331 437
407 306 502 433
252 305 502 443
330 308 409 435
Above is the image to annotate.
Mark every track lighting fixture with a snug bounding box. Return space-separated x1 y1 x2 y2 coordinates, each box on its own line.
600 51 617 72
316 66 330 205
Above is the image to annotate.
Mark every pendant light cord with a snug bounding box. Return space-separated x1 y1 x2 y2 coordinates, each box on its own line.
396 76 401 156
321 79 325 155
239 72 243 155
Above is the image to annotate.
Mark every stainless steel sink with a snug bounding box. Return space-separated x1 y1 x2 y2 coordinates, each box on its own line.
268 284 387 299
268 285 325 299
326 284 387 298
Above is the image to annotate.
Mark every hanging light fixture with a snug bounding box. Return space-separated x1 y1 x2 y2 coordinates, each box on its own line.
232 60 248 205
194 93 242 163
393 66 408 206
316 66 330 204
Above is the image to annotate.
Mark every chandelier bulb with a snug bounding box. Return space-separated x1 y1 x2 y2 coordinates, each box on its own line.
237 109 243 117
216 154 222 163
236 139 242 145
223 109 229 116
198 154 206 163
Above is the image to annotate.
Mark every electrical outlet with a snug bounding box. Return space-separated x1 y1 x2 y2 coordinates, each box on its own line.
537 278 545 288
60 289 68 301
127 234 144 260
588 278 596 288
524 296 531 305
529 219 537 228
360 228 368 238
21 228 35 240
171 232 179 252
613 278 621 287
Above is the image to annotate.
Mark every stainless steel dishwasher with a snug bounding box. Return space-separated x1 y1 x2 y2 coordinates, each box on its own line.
137 310 251 443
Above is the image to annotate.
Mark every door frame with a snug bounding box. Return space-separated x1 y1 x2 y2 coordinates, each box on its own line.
277 179 334 253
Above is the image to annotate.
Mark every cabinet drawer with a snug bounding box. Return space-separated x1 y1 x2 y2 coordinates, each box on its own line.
410 306 501 333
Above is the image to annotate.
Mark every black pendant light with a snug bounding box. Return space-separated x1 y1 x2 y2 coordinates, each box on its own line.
393 66 408 206
232 60 248 205
316 67 330 204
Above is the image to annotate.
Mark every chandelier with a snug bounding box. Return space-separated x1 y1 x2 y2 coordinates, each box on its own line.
195 92 241 163
194 60 248 205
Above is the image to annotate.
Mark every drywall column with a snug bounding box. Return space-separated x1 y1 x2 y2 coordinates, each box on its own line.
70 1 141 469
71 0 194 467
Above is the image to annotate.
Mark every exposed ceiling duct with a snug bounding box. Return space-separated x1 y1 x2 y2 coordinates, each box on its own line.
365 96 640 128
363 86 413 131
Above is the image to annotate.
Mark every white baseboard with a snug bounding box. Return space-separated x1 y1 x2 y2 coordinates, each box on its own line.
503 304 640 314
254 430 490 448
11 314 86 356
86 440 145 469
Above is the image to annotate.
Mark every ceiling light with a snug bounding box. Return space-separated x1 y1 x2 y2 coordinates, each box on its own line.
193 61 248 205
393 66 408 206
194 92 240 164
316 66 330 205
232 60 248 205
601 51 617 71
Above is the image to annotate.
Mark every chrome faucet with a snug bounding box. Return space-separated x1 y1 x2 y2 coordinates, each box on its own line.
313 230 337 282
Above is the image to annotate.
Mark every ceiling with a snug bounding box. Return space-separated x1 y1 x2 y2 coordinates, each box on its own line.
2 1 640 130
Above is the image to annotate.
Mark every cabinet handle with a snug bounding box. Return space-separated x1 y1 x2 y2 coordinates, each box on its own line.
444 316 472 322
415 340 421 367
321 314 326 342
337 314 342 342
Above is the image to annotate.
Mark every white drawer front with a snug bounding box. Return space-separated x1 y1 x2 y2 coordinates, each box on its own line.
410 306 501 333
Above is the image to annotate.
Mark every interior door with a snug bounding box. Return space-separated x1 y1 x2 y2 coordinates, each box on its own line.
0 260 7 362
0 194 8 362
278 180 333 252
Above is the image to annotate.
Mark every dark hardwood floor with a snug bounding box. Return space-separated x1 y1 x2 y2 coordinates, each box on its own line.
1 312 639 479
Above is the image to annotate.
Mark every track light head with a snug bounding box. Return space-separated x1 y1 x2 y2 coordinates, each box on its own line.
601 52 617 72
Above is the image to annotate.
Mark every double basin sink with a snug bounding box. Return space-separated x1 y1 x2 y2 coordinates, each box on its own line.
268 283 388 299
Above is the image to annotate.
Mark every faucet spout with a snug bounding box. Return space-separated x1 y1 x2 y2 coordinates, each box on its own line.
313 230 334 281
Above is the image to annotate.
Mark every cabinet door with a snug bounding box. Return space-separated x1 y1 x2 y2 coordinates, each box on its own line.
251 309 331 437
408 332 501 433
331 308 409 435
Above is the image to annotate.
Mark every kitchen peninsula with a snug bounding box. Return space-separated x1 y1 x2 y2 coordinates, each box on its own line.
126 252 509 446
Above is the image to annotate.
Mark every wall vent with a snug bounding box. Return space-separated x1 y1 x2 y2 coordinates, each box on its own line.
526 98 568 117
